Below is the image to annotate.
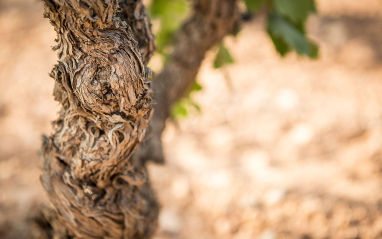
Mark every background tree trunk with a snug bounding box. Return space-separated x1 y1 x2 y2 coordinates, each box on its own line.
37 0 239 238
135 0 239 164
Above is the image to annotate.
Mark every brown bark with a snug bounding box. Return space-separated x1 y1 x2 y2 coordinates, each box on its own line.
135 0 239 164
118 0 156 65
36 0 239 238
39 0 158 238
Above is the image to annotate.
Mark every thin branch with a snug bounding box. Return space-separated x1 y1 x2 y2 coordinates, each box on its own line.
135 0 240 164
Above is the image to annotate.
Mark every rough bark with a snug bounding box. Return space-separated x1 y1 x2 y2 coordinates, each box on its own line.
36 0 239 238
135 0 239 164
39 0 158 238
118 0 156 65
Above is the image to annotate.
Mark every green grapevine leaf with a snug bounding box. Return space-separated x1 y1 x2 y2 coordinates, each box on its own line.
267 14 318 58
171 101 188 118
243 0 265 12
213 43 235 69
150 0 189 54
272 0 316 23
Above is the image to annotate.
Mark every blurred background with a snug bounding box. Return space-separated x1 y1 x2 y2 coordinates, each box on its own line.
1 0 382 238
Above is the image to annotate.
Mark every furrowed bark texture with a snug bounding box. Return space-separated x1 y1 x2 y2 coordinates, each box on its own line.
135 0 239 164
40 0 158 238
118 0 156 65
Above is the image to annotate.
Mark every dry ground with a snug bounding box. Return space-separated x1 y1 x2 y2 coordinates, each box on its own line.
1 0 382 238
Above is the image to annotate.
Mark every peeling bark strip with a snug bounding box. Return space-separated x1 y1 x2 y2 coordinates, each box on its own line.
118 0 156 65
40 0 158 238
135 0 239 164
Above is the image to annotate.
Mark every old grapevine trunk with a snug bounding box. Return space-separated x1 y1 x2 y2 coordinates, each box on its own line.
40 0 158 238
38 0 239 237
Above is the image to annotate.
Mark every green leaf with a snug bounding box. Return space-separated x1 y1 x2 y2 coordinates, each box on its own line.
268 32 290 56
190 101 201 113
213 43 235 69
243 0 265 12
308 42 319 58
150 0 166 15
151 0 188 18
272 0 316 23
171 96 202 119
171 101 188 118
150 0 189 54
267 14 318 58
190 82 203 92
185 81 203 99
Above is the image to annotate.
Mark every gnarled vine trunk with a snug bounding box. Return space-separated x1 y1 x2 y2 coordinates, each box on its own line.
37 0 239 238
39 0 157 238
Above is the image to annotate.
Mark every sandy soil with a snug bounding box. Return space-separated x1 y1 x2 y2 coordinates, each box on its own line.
1 0 382 238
